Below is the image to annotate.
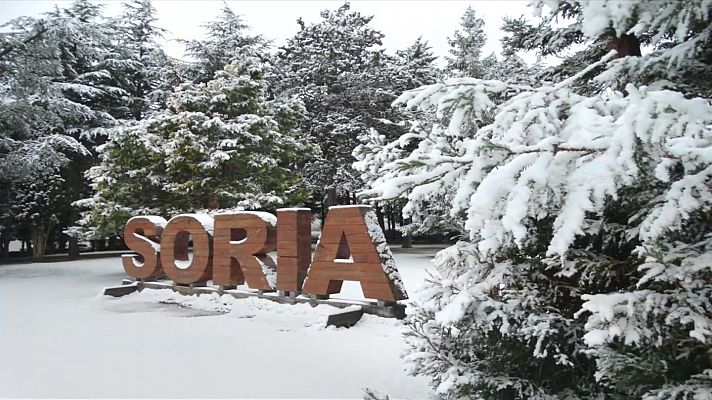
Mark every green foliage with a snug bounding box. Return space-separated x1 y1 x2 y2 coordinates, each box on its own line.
81 60 315 237
182 3 268 84
274 2 392 194
0 0 124 258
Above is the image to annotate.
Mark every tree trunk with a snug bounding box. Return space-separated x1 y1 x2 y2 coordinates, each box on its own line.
326 187 337 208
68 237 79 259
401 234 413 248
402 215 413 248
322 187 338 228
0 234 9 260
205 193 220 210
31 227 50 261
375 204 385 232
608 33 641 58
344 190 350 205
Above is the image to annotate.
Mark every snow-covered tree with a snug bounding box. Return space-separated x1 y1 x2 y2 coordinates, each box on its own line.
109 0 171 120
446 6 487 78
274 2 390 199
81 59 315 237
480 51 535 84
0 0 121 259
391 36 440 93
183 4 268 83
0 133 89 259
359 1 712 398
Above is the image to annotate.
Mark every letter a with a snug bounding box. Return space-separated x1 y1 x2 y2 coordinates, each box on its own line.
302 205 408 302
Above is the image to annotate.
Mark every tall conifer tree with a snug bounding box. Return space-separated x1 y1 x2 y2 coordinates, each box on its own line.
360 1 712 398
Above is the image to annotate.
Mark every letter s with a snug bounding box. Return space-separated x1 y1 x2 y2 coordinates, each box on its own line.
122 216 166 279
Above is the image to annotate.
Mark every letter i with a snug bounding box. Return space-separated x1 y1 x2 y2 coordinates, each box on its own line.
275 208 312 293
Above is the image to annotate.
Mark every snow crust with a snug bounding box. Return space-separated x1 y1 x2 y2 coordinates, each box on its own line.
174 258 193 270
257 257 277 288
124 216 166 259
248 211 277 227
133 232 160 252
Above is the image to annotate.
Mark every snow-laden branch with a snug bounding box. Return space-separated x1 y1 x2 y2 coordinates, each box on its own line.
360 57 712 256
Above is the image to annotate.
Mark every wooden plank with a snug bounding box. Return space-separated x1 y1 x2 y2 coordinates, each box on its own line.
305 270 389 282
308 261 386 274
214 213 276 254
213 213 276 290
276 209 312 258
276 256 310 291
276 258 309 273
338 243 379 253
212 258 245 286
318 228 374 244
312 242 341 262
103 283 139 297
326 307 364 328
302 277 343 295
349 252 382 264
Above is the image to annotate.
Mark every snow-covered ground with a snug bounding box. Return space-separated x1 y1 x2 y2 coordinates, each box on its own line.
0 245 443 398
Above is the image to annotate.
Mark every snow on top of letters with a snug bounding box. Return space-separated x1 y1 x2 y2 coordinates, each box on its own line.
173 214 215 235
127 215 167 229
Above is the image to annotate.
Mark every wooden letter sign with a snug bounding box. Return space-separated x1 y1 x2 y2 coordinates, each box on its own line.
302 206 407 301
213 212 277 290
122 205 408 302
276 208 312 293
122 216 166 279
160 214 213 285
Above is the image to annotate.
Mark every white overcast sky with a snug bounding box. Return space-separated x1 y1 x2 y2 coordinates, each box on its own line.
1 1 536 64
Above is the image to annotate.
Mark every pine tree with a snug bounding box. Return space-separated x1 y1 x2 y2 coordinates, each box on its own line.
392 36 440 93
359 1 712 398
182 4 267 83
0 0 119 259
446 6 487 78
275 2 396 201
352 36 443 237
110 0 170 120
80 59 315 237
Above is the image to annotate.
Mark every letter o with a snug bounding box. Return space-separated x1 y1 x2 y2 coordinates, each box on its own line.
160 214 213 284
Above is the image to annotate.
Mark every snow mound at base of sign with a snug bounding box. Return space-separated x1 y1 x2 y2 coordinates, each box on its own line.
110 289 402 329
